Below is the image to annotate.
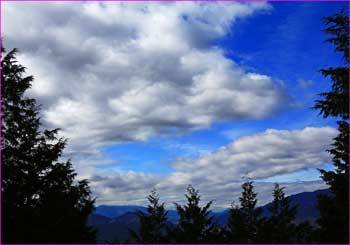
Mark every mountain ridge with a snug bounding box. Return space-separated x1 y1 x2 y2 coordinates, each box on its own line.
89 188 331 242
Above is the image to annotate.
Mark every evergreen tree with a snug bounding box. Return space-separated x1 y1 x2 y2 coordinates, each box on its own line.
172 185 218 243
225 202 248 243
316 121 349 243
226 181 262 243
1 48 96 243
314 9 349 119
130 189 169 243
292 221 315 244
260 183 298 243
313 8 349 244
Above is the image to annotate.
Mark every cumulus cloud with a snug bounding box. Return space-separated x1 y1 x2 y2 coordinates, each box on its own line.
3 3 331 208
3 2 290 155
83 127 335 208
172 126 337 181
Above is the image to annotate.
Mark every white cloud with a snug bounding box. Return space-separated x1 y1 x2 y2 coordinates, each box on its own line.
171 127 336 182
3 2 290 155
84 127 335 208
3 3 332 208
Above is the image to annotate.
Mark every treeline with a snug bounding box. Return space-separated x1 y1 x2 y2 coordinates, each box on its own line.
128 182 314 244
1 8 349 244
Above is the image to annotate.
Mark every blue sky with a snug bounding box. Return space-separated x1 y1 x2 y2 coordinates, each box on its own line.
99 2 345 180
3 2 347 207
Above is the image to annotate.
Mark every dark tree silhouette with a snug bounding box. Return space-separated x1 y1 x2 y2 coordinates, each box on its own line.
225 202 248 243
314 9 349 119
259 183 298 243
292 220 315 244
316 122 349 243
1 48 96 243
313 8 349 244
130 189 169 243
172 185 219 243
226 181 262 243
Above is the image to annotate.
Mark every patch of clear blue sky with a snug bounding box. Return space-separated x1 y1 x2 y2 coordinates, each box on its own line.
98 2 347 179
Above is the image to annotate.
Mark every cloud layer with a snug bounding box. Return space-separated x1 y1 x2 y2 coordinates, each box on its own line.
81 127 335 208
3 2 333 208
3 2 289 155
172 127 336 181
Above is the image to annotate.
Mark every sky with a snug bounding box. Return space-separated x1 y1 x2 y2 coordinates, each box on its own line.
2 1 348 209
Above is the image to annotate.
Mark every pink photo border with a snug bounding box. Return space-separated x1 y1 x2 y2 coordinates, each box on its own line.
0 0 348 244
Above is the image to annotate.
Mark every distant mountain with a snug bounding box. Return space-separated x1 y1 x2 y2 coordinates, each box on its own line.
286 188 331 221
91 211 176 243
94 212 140 243
89 189 331 242
87 213 111 226
95 205 179 223
214 188 331 225
95 205 146 218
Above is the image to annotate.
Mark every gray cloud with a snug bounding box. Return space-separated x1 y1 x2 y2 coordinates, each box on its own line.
77 127 334 208
87 170 327 209
3 2 290 155
172 127 337 181
3 3 332 208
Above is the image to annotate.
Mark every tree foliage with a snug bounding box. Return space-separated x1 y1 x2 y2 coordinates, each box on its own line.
172 185 219 243
226 181 262 243
225 202 248 243
130 189 169 243
259 183 299 243
1 48 96 243
314 8 349 119
314 8 349 244
316 121 349 243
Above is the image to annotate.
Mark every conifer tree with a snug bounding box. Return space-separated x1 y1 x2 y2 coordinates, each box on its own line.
130 189 169 243
239 181 262 243
1 48 96 243
313 8 349 244
260 184 298 243
226 181 262 243
172 185 217 243
225 202 248 243
292 220 315 243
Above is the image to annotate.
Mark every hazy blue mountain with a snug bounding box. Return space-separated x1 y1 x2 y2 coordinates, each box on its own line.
214 188 331 225
264 188 330 221
87 213 111 226
94 212 140 243
95 205 179 223
92 211 175 243
287 188 331 221
90 189 331 242
95 205 147 218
